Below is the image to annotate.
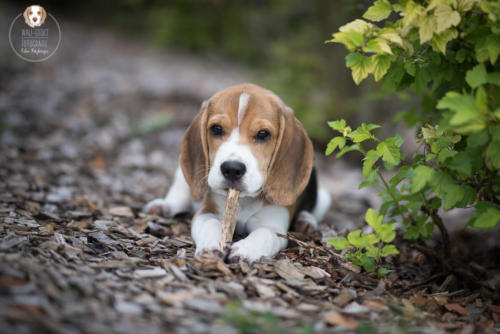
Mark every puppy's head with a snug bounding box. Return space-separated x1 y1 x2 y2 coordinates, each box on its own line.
23 5 47 28
180 84 313 206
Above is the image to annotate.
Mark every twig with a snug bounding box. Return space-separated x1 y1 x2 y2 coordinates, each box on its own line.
276 233 361 273
220 188 240 250
420 201 450 258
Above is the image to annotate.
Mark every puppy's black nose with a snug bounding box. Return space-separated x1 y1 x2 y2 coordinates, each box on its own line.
221 161 246 182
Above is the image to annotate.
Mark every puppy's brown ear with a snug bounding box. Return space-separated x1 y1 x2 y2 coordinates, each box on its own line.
40 6 47 24
179 101 209 200
23 7 30 26
264 106 314 206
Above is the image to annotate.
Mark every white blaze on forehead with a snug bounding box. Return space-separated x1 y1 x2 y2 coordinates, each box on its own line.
238 93 250 125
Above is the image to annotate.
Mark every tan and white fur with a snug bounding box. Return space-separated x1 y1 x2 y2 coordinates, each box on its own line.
23 5 47 28
144 84 331 263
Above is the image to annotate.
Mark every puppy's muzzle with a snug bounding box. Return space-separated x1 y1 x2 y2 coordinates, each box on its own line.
221 160 246 183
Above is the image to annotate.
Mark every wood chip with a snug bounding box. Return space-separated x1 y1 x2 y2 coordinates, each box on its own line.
133 267 167 279
274 259 305 281
219 188 240 250
109 206 134 217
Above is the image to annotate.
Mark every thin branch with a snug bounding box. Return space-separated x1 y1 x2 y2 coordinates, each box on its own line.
420 194 450 258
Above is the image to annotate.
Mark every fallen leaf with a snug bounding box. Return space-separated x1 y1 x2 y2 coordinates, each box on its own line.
324 312 358 330
363 300 389 312
433 295 450 306
488 304 500 314
445 303 470 316
333 292 353 307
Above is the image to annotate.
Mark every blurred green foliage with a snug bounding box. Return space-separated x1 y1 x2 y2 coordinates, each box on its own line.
42 0 372 142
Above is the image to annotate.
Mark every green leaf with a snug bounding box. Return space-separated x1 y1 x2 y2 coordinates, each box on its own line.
390 166 412 186
466 64 487 88
339 19 373 34
336 144 361 158
328 237 350 250
363 38 393 54
347 230 363 248
467 131 490 147
430 28 458 54
486 34 500 64
403 1 424 28
363 0 392 22
365 208 383 229
486 129 500 169
372 54 393 81
378 28 403 46
361 256 376 272
456 186 477 208
376 138 401 165
325 137 346 155
377 267 391 276
363 150 380 177
448 151 472 176
366 245 379 258
347 32 365 48
415 66 430 93
349 124 373 143
437 149 457 163
418 14 437 43
328 119 347 133
411 165 435 193
359 169 379 189
443 184 464 210
381 244 399 257
381 60 405 90
378 224 396 243
346 53 374 85
434 4 461 33
437 92 479 127
487 72 500 87
468 202 500 229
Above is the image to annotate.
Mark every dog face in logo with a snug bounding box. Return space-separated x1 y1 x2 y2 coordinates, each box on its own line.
23 5 47 28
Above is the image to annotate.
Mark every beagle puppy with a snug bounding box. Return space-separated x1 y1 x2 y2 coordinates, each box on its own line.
145 84 331 263
23 5 47 28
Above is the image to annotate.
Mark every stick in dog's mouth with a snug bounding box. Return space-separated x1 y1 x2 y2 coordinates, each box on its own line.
220 188 240 250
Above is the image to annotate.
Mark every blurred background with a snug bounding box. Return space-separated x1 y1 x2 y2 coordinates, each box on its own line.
0 0 408 146
0 0 414 220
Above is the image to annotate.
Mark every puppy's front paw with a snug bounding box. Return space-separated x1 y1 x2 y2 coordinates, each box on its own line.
293 211 318 234
195 245 223 257
228 239 262 264
143 198 173 217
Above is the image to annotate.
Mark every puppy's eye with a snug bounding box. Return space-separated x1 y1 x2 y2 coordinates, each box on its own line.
255 130 270 142
210 124 224 137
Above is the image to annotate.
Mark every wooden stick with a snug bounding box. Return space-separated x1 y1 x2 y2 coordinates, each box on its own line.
220 188 240 250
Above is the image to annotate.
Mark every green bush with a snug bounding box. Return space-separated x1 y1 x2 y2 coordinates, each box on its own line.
326 0 500 270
